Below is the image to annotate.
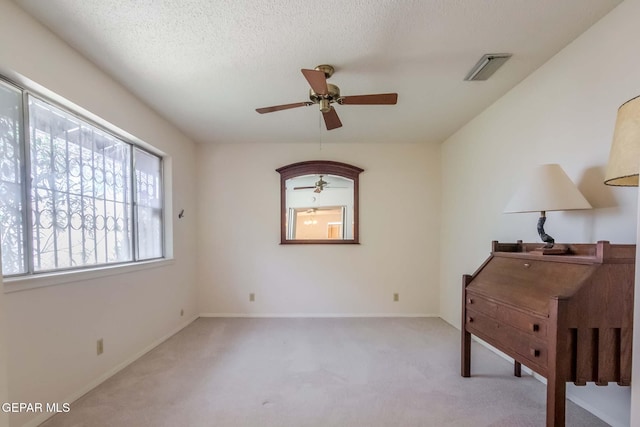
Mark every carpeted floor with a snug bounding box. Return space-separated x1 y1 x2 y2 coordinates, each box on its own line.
40 317 608 427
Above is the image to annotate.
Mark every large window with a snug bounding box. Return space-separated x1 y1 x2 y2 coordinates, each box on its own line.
0 79 164 277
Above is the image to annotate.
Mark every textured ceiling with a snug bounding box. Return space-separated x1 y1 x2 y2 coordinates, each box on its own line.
13 0 622 145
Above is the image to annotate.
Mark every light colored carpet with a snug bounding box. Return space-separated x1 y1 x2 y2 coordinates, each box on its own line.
40 318 608 427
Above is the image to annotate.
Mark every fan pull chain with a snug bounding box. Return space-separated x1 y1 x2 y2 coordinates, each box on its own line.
318 112 323 152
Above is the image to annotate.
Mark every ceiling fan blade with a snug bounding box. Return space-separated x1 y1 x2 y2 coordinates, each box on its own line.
340 93 398 105
293 186 316 190
256 102 311 114
301 69 328 95
322 107 343 130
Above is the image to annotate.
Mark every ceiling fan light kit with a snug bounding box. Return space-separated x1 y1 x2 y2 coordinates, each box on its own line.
256 64 398 130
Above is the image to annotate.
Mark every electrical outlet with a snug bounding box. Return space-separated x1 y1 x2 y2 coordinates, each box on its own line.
249 293 255 302
393 293 399 302
97 338 104 355
180 308 184 317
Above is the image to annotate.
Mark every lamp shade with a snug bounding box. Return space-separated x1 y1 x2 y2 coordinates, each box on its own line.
604 95 640 186
504 164 592 213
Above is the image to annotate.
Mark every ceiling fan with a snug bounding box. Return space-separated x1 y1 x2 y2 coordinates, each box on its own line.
256 64 398 130
294 175 328 193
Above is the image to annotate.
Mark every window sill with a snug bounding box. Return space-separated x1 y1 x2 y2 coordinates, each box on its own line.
3 258 175 294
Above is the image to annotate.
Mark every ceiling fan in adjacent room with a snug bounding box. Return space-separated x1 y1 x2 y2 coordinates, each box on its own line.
294 175 329 193
256 65 398 130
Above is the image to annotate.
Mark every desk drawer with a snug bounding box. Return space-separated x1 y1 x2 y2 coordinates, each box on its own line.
465 309 504 344
504 327 548 371
466 309 548 373
466 291 547 338
497 306 547 339
465 294 497 318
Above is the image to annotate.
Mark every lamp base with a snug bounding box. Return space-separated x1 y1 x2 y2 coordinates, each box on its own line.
537 215 555 248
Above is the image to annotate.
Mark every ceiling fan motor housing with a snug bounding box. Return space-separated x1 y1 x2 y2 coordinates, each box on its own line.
314 64 335 78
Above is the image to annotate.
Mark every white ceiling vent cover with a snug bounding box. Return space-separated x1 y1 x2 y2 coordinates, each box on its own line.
464 53 512 81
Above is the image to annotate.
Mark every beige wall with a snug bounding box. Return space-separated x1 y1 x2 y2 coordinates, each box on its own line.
440 0 638 425
196 142 440 316
0 1 199 426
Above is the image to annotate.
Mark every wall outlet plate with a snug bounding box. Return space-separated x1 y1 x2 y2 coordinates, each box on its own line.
249 293 255 302
393 293 399 302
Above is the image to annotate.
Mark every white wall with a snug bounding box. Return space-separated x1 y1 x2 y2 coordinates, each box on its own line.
197 142 440 316
440 0 638 425
632 198 640 426
0 262 8 427
0 1 199 426
2 0 636 424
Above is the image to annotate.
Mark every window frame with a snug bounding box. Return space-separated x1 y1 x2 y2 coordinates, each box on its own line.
0 78 28 275
0 75 167 284
132 145 165 261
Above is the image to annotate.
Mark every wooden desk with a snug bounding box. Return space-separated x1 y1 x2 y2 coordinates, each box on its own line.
461 241 634 426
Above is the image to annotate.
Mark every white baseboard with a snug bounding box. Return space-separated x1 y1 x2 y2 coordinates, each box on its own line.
563 390 625 427
23 315 199 427
199 312 438 318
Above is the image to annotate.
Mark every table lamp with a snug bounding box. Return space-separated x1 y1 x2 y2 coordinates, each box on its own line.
504 164 592 253
605 95 640 187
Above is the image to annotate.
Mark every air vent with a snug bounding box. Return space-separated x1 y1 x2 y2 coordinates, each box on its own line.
464 53 512 81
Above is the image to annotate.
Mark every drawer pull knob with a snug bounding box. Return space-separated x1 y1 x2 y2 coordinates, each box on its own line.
524 263 531 268
467 317 474 323
530 349 540 357
467 298 473 304
531 323 540 332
